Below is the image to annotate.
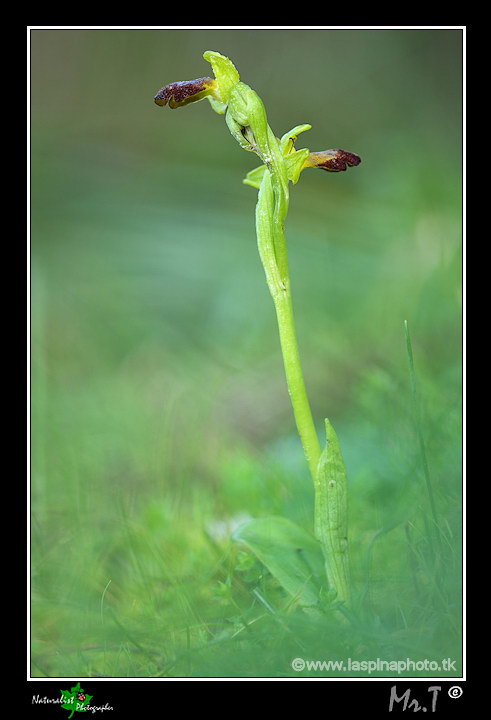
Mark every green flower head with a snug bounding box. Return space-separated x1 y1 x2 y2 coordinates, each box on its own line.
154 50 361 187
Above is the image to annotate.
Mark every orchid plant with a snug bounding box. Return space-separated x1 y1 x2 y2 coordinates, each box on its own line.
154 51 361 616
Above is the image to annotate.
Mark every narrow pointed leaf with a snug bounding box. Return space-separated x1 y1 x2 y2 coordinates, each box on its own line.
314 419 351 606
279 124 312 154
243 164 267 188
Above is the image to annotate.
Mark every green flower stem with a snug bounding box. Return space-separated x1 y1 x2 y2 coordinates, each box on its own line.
257 158 350 610
256 169 321 482
154 51 362 610
275 292 322 481
228 72 350 607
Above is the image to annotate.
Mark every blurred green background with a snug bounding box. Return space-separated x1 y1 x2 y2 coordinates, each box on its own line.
31 28 462 678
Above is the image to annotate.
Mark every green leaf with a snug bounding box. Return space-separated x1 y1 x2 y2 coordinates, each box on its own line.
60 683 93 717
243 164 267 189
244 148 310 189
233 516 325 607
314 418 350 606
285 148 310 184
279 124 312 154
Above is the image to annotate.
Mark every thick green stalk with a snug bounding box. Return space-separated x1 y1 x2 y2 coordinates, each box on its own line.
256 170 321 481
256 147 350 608
275 290 322 482
257 164 350 608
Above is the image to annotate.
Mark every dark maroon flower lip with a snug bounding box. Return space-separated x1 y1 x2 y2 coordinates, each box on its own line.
305 149 362 172
154 77 217 108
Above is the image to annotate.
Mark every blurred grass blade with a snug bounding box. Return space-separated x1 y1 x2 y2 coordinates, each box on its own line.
404 320 443 559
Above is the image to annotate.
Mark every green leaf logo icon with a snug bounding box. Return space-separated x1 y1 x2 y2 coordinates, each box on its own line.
60 682 93 718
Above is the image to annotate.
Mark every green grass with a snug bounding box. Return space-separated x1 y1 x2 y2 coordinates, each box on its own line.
31 165 461 675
